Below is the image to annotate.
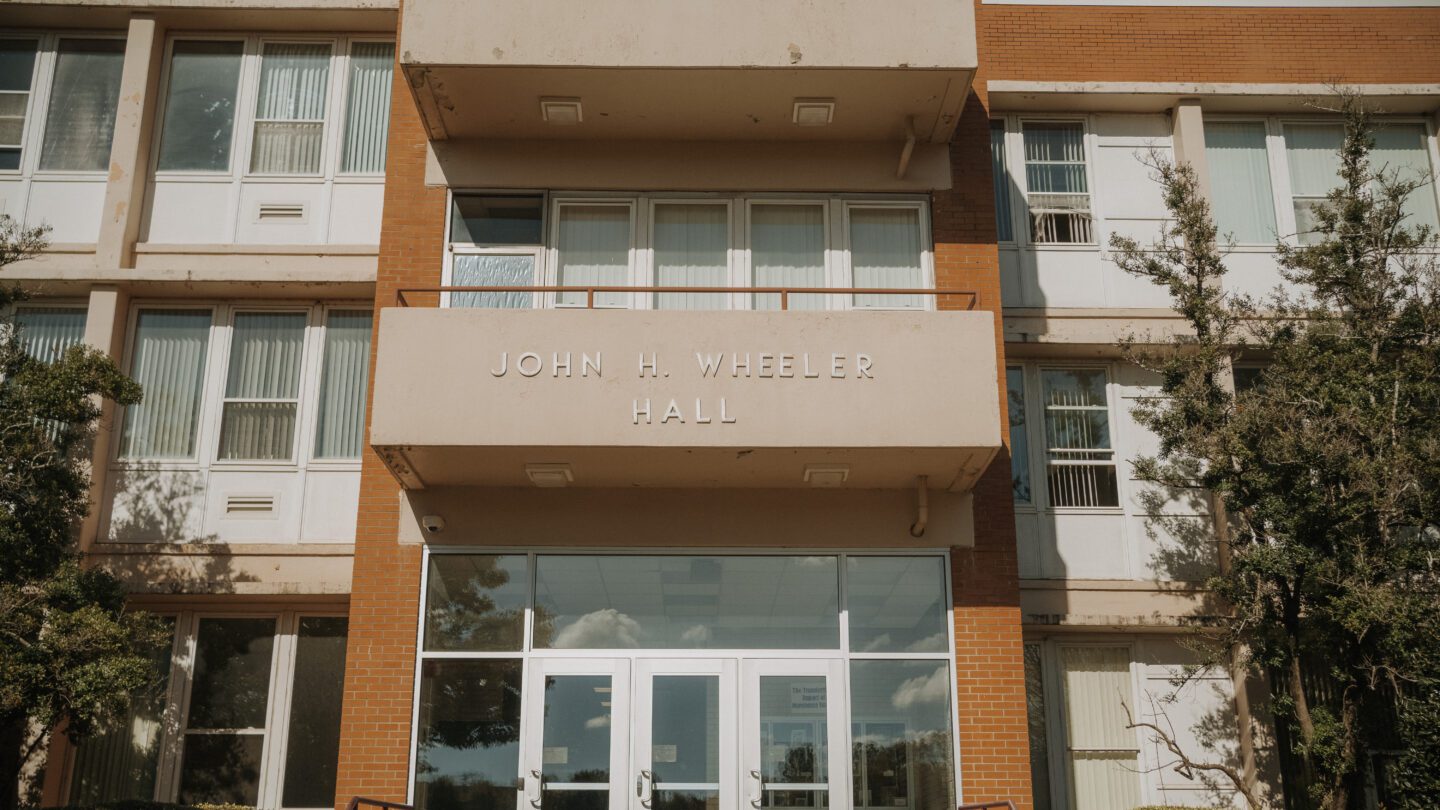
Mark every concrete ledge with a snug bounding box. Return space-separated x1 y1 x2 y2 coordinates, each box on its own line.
989 80 1440 113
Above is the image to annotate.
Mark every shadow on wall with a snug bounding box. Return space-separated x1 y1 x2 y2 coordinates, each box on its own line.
97 462 254 594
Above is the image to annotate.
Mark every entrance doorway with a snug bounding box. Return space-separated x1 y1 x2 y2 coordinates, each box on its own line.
412 551 959 810
521 658 849 810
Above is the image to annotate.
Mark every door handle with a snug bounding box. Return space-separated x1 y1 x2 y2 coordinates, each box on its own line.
636 769 654 807
527 769 543 808
749 769 763 808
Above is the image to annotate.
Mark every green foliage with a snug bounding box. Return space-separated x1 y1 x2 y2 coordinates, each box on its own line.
1109 92 1440 809
0 215 165 806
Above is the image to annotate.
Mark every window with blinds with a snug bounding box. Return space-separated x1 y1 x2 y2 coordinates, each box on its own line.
1058 646 1141 809
154 36 393 178
14 304 87 363
118 304 371 464
38 38 125 172
1284 121 1440 245
1022 121 1093 244
1205 121 1278 245
250 43 331 175
1040 368 1119 508
990 119 1015 243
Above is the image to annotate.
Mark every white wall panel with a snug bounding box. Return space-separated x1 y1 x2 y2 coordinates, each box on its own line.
327 181 385 243
299 469 361 542
145 181 235 243
25 179 106 243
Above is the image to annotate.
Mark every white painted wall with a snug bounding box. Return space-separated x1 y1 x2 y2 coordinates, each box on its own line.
1014 361 1214 582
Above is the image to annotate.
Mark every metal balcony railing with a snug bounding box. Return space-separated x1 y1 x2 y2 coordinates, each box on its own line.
393 285 981 310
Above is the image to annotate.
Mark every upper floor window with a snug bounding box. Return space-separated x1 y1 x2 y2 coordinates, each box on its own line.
0 35 125 174
445 193 934 311
1205 121 1278 245
989 119 1015 243
1007 365 1120 510
1022 121 1093 244
13 304 87 362
155 36 393 178
1284 121 1440 244
117 303 371 464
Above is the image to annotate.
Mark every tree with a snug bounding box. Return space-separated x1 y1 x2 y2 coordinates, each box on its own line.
0 215 164 809
1108 91 1440 809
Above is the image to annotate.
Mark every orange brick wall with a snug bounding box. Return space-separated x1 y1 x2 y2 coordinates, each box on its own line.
979 3 1440 84
935 72 1033 804
332 54 446 808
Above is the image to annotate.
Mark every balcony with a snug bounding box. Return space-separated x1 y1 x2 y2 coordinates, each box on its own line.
399 0 976 189
368 288 1000 491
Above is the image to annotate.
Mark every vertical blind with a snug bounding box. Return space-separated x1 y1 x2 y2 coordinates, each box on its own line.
1060 647 1140 810
250 43 331 175
1023 122 1092 244
556 205 631 307
849 207 923 309
14 305 87 363
1283 123 1343 243
0 39 38 170
1041 368 1118 508
452 254 535 309
313 310 371 459
653 203 728 310
750 204 826 310
340 42 393 174
1007 367 1032 504
1205 121 1277 244
120 310 212 459
157 41 243 172
38 39 125 171
68 620 173 804
1371 123 1440 232
217 311 306 460
990 120 1014 242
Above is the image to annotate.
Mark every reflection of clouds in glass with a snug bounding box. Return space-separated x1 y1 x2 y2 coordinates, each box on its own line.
890 667 949 710
680 624 711 644
794 556 835 568
858 633 893 653
905 632 947 653
584 715 610 730
553 608 642 648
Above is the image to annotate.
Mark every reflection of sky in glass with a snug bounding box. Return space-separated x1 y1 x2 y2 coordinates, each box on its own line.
414 659 523 810
849 661 956 810
846 556 948 653
534 556 839 649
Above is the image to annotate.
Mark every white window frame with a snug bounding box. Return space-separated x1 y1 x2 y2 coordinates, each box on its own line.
1199 115 1288 249
1013 116 1098 248
126 609 350 810
407 547 965 809
1009 362 1125 514
1024 638 1145 810
442 191 936 312
1273 114 1440 246
113 300 371 473
150 33 394 184
241 37 344 180
0 31 129 180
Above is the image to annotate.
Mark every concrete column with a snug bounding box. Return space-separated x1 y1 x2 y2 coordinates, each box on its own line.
78 286 130 553
1170 98 1210 201
95 15 164 270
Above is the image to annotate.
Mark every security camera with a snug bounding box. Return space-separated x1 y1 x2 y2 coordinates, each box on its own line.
421 515 446 534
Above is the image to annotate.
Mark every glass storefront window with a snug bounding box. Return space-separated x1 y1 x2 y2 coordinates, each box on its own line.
414 659 525 810
849 660 957 810
425 554 529 652
846 556 948 653
533 555 840 650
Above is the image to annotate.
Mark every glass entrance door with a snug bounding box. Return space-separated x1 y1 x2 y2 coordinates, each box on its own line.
522 658 632 810
633 659 737 810
741 659 848 809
